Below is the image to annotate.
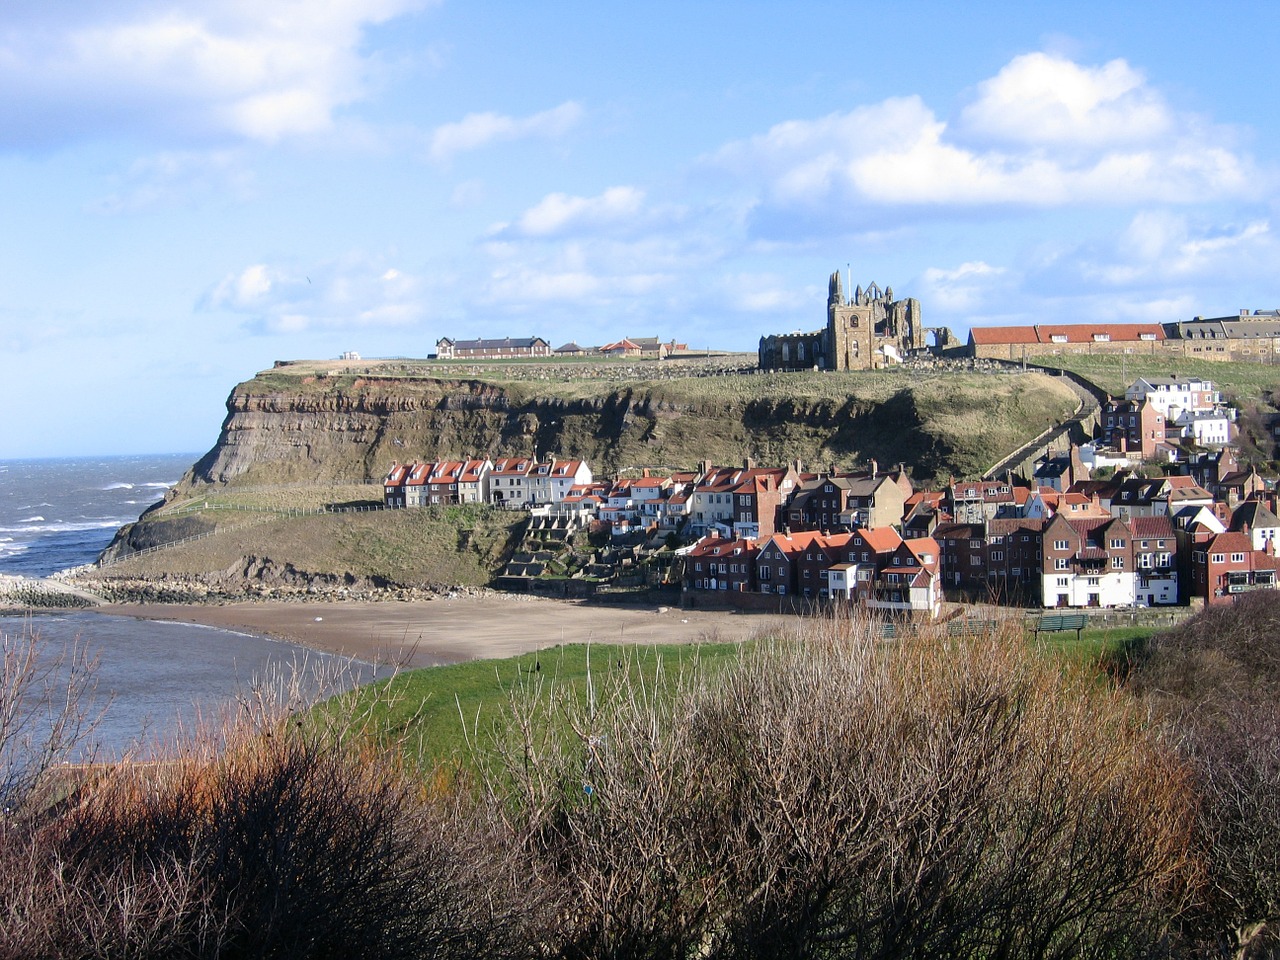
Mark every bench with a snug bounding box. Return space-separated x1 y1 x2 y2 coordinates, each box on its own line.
1034 612 1088 640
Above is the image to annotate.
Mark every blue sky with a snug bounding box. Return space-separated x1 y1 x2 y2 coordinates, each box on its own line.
2 1 1278 458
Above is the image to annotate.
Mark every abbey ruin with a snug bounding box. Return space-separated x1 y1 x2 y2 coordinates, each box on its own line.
758 272 923 371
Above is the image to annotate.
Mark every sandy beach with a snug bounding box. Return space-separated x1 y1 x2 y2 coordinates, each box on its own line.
96 595 798 668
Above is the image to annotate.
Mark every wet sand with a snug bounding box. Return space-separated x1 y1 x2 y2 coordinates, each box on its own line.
97 596 798 668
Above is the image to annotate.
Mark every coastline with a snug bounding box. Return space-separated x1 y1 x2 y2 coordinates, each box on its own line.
94 595 797 669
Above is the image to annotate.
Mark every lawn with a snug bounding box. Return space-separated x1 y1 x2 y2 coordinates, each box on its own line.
338 640 743 769
331 622 1156 772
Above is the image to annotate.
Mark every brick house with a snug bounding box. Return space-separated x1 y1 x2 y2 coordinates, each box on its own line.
1100 398 1167 460
1189 530 1280 605
684 535 759 594
1040 515 1135 609
1129 516 1179 606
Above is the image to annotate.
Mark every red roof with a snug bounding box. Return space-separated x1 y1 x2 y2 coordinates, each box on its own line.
970 323 1166 344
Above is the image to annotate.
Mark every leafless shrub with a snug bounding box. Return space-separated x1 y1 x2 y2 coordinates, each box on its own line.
1134 594 1280 958
485 615 1196 959
0 621 103 815
0 659 546 960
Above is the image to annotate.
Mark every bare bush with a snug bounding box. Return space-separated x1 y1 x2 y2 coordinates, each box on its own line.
1134 593 1280 957
487 616 1197 959
0 622 102 815
0 662 546 960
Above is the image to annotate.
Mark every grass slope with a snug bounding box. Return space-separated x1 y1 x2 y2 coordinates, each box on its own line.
90 502 524 587
343 641 742 767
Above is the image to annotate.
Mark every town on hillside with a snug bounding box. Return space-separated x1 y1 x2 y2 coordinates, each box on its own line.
382 373 1280 617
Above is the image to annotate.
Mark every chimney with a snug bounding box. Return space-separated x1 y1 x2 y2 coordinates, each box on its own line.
870 459 878 478
794 458 804 475
699 459 712 477
642 468 650 478
744 457 757 470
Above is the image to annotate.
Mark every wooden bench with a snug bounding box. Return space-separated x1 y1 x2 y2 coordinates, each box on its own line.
1034 612 1088 640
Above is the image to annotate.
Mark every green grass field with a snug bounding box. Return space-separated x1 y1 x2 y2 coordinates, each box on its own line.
336 640 742 770
1049 353 1280 400
336 624 1153 771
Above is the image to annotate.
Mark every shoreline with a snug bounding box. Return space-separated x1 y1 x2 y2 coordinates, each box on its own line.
91 595 798 669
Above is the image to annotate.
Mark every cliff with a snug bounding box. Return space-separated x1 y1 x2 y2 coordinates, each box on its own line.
176 364 1079 492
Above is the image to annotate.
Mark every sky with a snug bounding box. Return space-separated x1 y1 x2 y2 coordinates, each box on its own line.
2 1 1278 458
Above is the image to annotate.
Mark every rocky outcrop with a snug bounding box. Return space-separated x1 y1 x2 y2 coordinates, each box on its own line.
173 368 1078 494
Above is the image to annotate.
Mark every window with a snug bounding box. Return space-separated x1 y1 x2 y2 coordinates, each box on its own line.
991 551 1004 562
759 566 771 580
1110 539 1125 549
1231 552 1246 563
1057 577 1069 587
1112 556 1124 569
1211 553 1225 564
1055 558 1069 571
1054 539 1070 550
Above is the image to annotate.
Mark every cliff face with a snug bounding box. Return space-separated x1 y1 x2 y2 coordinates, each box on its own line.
179 370 1078 492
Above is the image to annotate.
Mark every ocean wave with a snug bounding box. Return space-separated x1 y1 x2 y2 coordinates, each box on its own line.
19 516 45 523
102 482 134 490
0 519 126 535
141 481 176 489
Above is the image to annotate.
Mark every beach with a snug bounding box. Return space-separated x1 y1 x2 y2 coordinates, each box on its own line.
98 595 798 668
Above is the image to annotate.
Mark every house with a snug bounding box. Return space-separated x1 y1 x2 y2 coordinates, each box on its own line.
527 458 593 505
755 530 831 596
553 342 589 357
1129 516 1179 606
689 460 798 537
1040 515 1135 609
1189 531 1280 605
455 459 494 503
1169 407 1235 446
685 535 758 593
383 462 411 508
436 336 551 359
1217 467 1268 507
865 536 943 619
1032 446 1089 492
488 457 535 507
948 480 1020 524
967 323 1166 360
599 339 643 357
934 518 1045 603
1125 376 1221 418
1100 398 1168 460
1229 499 1280 557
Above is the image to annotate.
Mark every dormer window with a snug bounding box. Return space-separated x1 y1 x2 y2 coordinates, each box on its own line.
1093 333 1110 342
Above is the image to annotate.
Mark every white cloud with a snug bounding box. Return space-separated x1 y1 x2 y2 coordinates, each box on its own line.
207 254 425 333
1081 212 1274 286
959 53 1171 146
87 149 253 214
0 0 429 147
429 101 583 162
919 261 1007 313
507 186 646 237
711 52 1257 214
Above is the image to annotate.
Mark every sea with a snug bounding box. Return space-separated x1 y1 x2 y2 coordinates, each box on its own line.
0 454 384 758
